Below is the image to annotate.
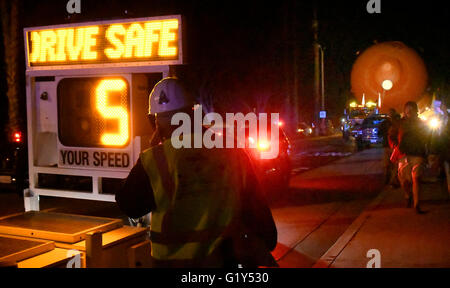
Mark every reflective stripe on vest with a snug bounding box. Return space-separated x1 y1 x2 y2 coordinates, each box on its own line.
140 138 244 261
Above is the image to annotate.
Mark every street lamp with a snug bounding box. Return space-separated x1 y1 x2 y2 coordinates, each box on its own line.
379 79 393 111
382 79 393 91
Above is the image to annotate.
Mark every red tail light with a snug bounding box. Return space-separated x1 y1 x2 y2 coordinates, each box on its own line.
247 137 271 157
257 139 270 151
13 132 22 143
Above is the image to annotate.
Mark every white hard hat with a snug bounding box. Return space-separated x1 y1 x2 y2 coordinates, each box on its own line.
148 77 194 115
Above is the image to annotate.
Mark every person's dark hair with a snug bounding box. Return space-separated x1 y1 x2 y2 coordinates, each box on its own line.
404 101 418 112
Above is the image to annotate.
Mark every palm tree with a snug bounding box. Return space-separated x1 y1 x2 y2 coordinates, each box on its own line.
0 0 22 136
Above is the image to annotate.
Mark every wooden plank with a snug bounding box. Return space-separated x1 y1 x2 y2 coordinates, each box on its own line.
0 235 55 264
128 240 152 268
17 248 81 268
55 226 148 251
0 211 122 243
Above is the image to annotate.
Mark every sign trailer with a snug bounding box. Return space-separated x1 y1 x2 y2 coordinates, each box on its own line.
23 15 183 211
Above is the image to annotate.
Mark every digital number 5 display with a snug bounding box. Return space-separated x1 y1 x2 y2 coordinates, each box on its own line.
58 77 130 148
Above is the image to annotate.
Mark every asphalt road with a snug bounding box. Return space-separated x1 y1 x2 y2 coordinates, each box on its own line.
290 133 356 175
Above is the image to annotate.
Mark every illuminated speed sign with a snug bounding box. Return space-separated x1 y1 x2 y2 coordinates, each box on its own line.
23 16 179 207
25 15 182 70
58 77 130 147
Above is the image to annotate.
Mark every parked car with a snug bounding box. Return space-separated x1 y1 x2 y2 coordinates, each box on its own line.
210 120 292 199
296 122 314 137
245 125 292 199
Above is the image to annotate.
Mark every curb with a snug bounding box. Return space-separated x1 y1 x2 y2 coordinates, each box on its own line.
312 184 391 268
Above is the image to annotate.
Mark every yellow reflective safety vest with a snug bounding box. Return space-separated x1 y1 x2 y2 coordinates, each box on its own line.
140 137 246 266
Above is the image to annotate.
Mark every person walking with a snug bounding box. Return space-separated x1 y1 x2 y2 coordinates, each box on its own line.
391 101 428 214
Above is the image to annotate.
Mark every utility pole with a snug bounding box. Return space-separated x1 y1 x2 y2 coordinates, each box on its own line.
320 45 325 112
292 1 300 129
313 4 321 135
283 1 292 129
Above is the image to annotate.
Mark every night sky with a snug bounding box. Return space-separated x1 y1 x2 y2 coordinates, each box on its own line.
1 0 449 133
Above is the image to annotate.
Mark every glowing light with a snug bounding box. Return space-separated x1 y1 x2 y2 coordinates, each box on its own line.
27 18 180 65
428 118 441 130
105 25 126 59
382 79 393 91
366 101 377 108
297 128 304 133
40 30 57 62
29 31 41 62
55 29 68 61
257 140 270 151
277 121 284 127
159 19 178 56
125 23 145 58
248 137 255 144
96 79 129 146
349 102 357 108
67 28 85 61
82 26 99 60
13 132 22 143
144 22 161 57
418 114 428 121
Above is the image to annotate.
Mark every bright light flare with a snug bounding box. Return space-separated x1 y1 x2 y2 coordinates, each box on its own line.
382 79 393 91
366 101 377 108
257 140 270 151
96 79 129 146
13 132 22 143
428 118 441 130
418 114 428 121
